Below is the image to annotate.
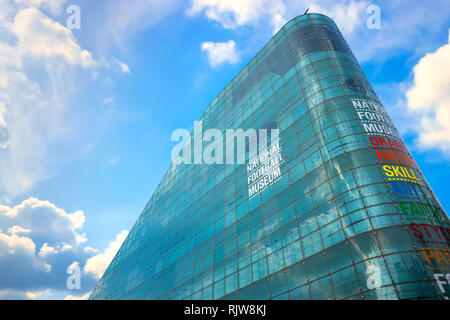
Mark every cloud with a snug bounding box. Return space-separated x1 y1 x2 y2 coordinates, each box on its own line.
38 242 58 257
11 7 95 68
8 225 31 235
64 291 91 300
14 0 67 15
0 105 8 148
187 1 450 63
0 197 86 247
0 196 129 299
188 0 287 33
308 0 367 34
103 57 130 74
92 0 181 52
188 0 267 28
0 231 51 274
0 2 148 199
83 246 98 255
84 230 128 280
405 29 450 154
187 0 367 34
0 4 98 198
0 197 96 297
346 0 450 62
201 40 240 67
114 59 130 74
0 288 50 300
0 289 33 300
26 289 51 299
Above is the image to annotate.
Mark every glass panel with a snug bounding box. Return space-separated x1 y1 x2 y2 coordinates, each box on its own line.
309 277 334 300
331 267 360 299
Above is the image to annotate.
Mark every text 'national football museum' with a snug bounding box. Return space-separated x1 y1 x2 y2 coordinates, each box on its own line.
90 14 450 300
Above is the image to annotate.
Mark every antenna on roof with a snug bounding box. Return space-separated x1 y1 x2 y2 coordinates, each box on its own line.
304 8 309 15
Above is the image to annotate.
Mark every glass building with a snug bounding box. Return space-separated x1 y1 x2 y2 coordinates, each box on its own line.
90 13 450 300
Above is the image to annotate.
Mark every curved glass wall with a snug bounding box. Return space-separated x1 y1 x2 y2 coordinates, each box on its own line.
90 13 449 300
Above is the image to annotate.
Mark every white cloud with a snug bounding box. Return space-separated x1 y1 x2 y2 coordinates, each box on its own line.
11 7 95 68
0 197 86 246
83 246 98 255
25 289 51 299
188 0 288 33
308 1 367 34
65 291 91 300
7 225 31 235
201 40 240 67
14 0 67 15
0 4 99 198
0 2 150 199
188 1 450 63
188 0 366 35
60 242 72 252
116 60 130 74
84 230 128 279
38 242 58 257
0 102 6 126
105 57 130 74
0 102 8 148
0 197 96 297
0 288 50 299
0 197 130 299
406 29 450 154
347 1 450 62
93 0 181 51
0 231 51 273
188 0 266 28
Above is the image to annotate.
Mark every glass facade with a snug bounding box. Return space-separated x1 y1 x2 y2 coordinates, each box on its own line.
90 14 450 300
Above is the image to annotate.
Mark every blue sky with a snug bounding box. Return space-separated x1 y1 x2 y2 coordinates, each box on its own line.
0 0 449 300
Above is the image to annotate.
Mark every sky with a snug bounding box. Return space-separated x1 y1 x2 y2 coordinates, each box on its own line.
0 0 449 300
